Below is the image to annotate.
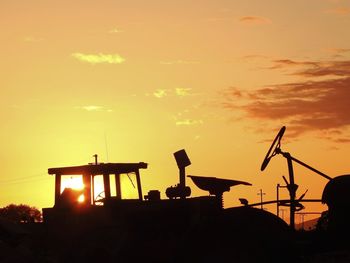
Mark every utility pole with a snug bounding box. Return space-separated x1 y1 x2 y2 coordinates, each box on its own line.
299 214 307 230
295 212 321 230
257 189 266 209
280 208 286 220
276 182 288 217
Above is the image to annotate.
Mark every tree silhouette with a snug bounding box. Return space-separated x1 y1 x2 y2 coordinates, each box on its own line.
0 204 42 223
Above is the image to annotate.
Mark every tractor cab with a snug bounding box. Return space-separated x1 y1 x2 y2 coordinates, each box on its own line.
42 161 148 223
52 161 147 206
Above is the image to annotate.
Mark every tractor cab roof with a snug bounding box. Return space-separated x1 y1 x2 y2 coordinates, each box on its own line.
48 162 148 176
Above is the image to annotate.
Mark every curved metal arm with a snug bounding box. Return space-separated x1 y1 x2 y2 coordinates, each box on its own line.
280 151 332 181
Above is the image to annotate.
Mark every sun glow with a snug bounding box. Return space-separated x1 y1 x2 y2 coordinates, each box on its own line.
60 176 85 203
77 194 85 203
61 176 84 192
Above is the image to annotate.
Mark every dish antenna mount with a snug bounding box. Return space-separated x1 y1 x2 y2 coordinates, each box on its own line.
261 126 332 230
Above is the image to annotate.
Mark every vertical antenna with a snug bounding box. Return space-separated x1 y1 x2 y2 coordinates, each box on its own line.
93 154 98 165
104 131 109 163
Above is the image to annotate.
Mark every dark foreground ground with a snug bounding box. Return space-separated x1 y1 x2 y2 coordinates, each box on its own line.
0 209 349 263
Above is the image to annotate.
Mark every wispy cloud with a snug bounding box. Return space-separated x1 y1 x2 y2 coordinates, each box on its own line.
324 48 350 54
323 48 350 59
293 61 350 78
268 59 350 78
222 58 350 142
72 53 125 65
268 59 319 69
239 16 271 25
153 89 168 98
160 60 199 65
152 88 195 98
109 28 124 34
175 119 203 126
173 110 203 126
76 106 113 112
325 7 350 15
175 88 192 97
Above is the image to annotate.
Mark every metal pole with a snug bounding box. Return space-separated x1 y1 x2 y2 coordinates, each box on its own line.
277 184 280 217
286 153 296 230
246 199 322 208
92 175 95 205
179 167 186 199
276 183 288 218
257 189 266 209
289 155 332 180
54 174 61 206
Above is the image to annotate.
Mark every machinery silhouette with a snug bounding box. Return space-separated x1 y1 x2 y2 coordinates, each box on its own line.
29 126 350 262
42 148 292 263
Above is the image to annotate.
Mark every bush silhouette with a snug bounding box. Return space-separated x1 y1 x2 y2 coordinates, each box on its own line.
0 204 42 223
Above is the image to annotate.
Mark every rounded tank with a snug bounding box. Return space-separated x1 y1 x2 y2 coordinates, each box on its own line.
321 174 350 245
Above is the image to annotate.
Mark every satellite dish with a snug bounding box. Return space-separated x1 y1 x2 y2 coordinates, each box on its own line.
261 126 286 171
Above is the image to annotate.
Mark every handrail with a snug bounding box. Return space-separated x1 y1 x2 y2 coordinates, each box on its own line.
240 198 323 208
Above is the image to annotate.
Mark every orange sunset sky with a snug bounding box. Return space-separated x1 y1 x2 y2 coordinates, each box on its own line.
1 0 350 224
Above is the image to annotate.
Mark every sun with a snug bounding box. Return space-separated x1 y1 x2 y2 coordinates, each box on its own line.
61 175 85 203
61 176 84 191
77 194 85 203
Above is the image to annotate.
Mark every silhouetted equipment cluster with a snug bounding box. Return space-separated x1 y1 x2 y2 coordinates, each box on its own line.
42 148 299 263
37 127 350 262
260 126 334 230
43 149 253 225
165 149 192 199
258 125 350 252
